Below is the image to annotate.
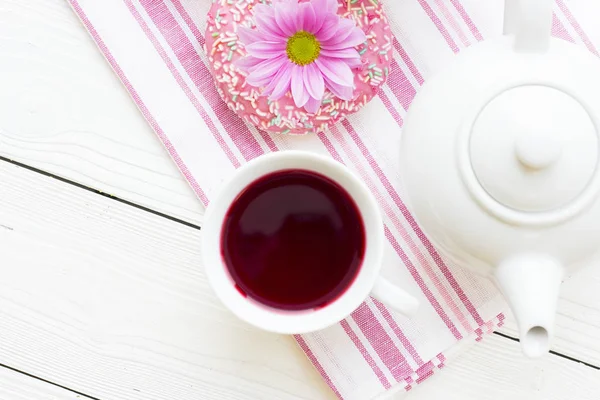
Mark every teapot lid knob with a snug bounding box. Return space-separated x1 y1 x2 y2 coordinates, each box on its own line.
469 85 598 213
515 131 562 170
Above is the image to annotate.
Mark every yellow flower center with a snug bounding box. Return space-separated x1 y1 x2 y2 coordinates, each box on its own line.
286 31 321 66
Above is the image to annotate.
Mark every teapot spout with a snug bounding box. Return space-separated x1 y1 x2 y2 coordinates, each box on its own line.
495 254 563 358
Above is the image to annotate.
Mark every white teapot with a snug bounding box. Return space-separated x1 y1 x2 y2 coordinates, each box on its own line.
400 0 600 357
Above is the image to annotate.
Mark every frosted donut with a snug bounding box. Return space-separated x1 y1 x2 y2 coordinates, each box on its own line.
205 0 392 135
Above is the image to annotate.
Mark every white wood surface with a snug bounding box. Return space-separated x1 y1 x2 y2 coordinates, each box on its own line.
0 367 81 400
0 0 202 224
405 334 600 400
0 0 599 399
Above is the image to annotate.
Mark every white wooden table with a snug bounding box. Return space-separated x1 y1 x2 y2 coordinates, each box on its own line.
1 1 599 399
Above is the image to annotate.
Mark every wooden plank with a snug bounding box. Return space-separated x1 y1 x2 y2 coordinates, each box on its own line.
0 0 203 223
0 160 333 400
0 366 83 400
405 333 600 400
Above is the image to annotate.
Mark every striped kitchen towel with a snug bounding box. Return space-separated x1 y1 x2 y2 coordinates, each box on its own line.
66 0 600 399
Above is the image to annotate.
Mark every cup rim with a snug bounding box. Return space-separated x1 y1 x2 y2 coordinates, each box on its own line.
201 151 384 334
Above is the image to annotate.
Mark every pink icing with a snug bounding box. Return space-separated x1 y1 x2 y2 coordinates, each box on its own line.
204 0 392 135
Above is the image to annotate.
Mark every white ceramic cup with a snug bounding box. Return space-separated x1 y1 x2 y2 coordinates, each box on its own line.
202 151 419 334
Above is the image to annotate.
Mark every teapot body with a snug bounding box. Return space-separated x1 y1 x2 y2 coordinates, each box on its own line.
400 29 600 357
401 35 600 276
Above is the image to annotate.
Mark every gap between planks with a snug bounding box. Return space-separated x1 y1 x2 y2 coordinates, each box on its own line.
0 362 99 400
493 332 600 371
0 155 200 230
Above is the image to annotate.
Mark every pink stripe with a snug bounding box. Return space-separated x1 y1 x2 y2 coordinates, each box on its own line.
552 12 575 42
294 335 343 400
329 125 463 338
417 0 460 53
341 120 483 326
170 0 205 46
497 312 506 328
373 299 423 365
433 0 471 47
415 361 435 384
556 0 599 56
436 353 446 365
140 0 267 161
124 0 241 169
67 0 209 206
351 303 413 382
387 59 417 111
258 130 278 152
378 91 404 128
449 0 484 41
317 131 344 163
392 38 424 85
340 319 392 389
384 226 462 339
484 319 495 334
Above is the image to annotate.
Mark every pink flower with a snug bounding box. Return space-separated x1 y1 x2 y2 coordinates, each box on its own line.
235 0 366 113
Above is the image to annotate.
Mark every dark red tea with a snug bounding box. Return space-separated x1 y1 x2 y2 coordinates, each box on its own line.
221 169 366 310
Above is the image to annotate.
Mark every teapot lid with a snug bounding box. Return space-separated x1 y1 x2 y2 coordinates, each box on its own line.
469 85 598 212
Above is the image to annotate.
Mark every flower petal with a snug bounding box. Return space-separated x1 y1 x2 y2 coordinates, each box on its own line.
274 2 297 37
303 63 325 101
325 0 339 13
344 56 363 69
322 28 367 50
304 96 321 113
291 65 309 107
312 0 338 14
246 55 288 86
246 74 274 88
315 56 354 87
299 3 317 33
294 5 304 31
252 4 275 17
324 76 354 100
237 26 262 45
234 55 263 72
267 61 294 100
238 25 286 45
315 14 340 42
319 47 361 59
254 6 287 38
245 41 286 58
321 18 355 44
310 0 328 32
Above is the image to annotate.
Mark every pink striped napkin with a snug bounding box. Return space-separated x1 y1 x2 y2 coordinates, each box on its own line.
67 0 600 399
